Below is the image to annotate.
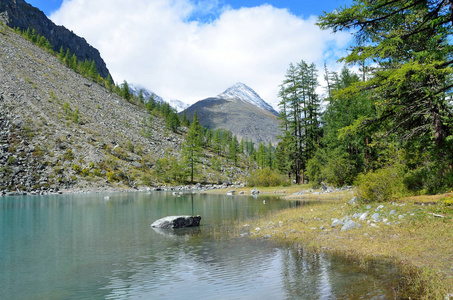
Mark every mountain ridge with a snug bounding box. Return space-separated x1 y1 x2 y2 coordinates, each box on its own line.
0 23 184 193
0 0 112 80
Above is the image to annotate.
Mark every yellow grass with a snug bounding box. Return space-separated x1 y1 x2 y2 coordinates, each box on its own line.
205 186 453 299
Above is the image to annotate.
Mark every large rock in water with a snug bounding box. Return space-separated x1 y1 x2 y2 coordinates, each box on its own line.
151 216 201 229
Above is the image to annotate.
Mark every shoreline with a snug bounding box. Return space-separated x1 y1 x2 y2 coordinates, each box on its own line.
3 183 451 298
0 182 247 197
207 185 453 299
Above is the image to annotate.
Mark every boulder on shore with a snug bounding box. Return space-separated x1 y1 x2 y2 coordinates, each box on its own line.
251 188 260 195
340 220 362 231
151 215 201 229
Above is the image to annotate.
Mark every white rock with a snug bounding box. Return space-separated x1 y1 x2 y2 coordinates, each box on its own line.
331 218 344 228
359 212 368 221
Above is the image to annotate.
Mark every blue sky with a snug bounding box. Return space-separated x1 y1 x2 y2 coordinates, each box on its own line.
27 0 353 108
30 0 350 18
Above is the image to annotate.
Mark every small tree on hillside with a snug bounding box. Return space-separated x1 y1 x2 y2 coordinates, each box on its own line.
183 111 203 183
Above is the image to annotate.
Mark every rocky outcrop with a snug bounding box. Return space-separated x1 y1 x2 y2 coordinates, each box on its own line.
151 216 202 229
0 0 111 79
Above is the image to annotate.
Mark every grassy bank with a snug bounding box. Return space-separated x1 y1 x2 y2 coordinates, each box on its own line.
204 186 453 299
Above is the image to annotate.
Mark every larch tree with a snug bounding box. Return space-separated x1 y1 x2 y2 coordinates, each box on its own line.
278 60 322 183
183 111 203 183
317 0 453 149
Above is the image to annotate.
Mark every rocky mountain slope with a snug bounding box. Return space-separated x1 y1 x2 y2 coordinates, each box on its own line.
182 83 282 145
0 0 111 79
0 23 184 194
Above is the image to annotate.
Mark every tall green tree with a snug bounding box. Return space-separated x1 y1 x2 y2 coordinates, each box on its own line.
121 80 132 101
228 136 239 165
256 142 267 168
318 0 453 149
166 110 180 132
318 0 453 192
275 131 294 178
278 60 322 183
183 111 203 183
212 129 221 155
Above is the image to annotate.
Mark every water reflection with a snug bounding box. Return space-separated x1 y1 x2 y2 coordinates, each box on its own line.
279 246 394 299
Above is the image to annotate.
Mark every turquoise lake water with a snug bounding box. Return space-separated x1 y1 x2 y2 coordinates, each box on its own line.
0 192 398 299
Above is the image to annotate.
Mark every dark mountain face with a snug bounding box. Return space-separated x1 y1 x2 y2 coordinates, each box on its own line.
182 86 282 145
0 0 111 80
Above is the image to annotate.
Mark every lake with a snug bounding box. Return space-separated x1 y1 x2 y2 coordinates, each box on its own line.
0 192 398 299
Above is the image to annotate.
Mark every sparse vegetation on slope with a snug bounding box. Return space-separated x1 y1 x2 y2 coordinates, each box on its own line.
0 24 251 194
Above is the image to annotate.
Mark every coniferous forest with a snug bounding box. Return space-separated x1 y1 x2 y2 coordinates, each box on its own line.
272 0 452 200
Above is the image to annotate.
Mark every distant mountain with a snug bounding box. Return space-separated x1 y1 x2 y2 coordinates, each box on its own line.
168 99 190 113
0 0 111 79
128 83 164 103
128 84 189 112
219 82 279 116
182 83 282 145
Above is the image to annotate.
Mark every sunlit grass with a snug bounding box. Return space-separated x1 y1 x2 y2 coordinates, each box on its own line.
245 195 452 298
206 185 453 299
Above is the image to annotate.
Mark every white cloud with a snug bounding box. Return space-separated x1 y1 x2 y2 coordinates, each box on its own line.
51 0 351 109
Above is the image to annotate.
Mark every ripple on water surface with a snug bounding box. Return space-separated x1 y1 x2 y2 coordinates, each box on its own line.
1 192 399 299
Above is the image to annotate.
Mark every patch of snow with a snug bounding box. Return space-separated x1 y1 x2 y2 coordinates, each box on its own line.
218 82 278 116
168 99 190 112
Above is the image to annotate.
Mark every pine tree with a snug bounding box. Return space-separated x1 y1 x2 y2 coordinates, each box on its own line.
58 46 65 61
70 54 78 71
121 80 131 101
212 129 222 155
256 142 266 168
182 111 190 127
278 60 322 183
105 74 114 91
138 89 145 104
166 111 180 133
88 60 98 80
228 136 239 166
183 111 203 183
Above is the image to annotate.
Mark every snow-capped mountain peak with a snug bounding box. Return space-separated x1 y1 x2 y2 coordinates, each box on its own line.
168 99 190 113
128 83 164 103
218 82 278 116
128 83 189 112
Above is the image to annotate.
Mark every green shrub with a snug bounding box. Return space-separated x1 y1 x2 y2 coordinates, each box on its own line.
7 156 16 164
247 168 290 187
307 149 356 188
106 171 117 182
72 164 82 173
356 166 407 202
93 168 103 177
64 149 75 161
81 168 90 177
